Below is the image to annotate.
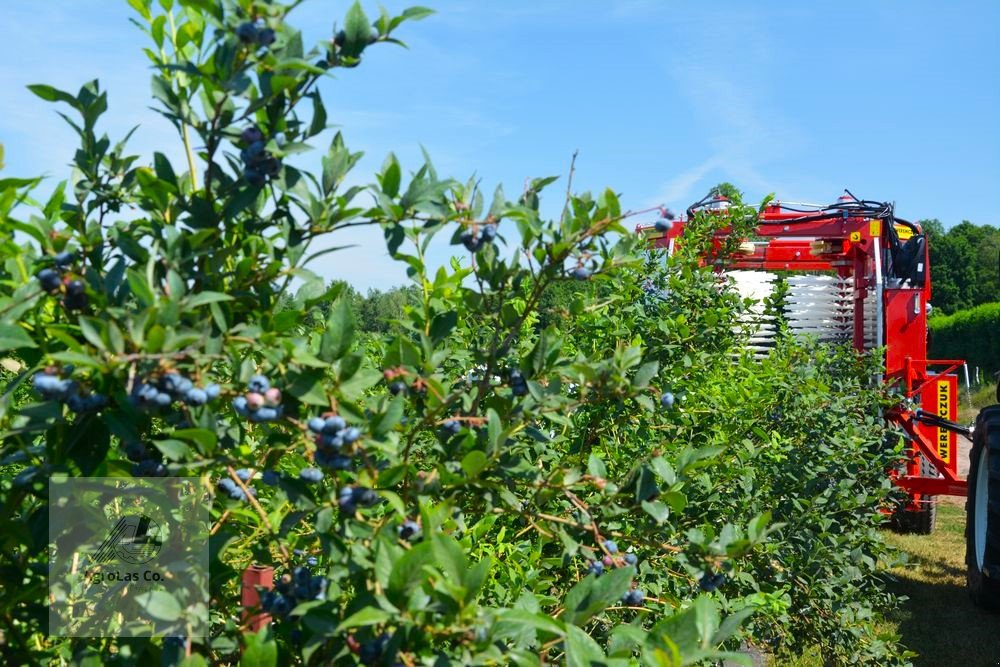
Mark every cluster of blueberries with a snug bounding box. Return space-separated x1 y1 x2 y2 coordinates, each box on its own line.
440 418 463 438
35 251 87 310
654 207 677 233
388 380 407 396
32 369 107 413
238 126 283 187
586 540 645 606
218 469 257 501
235 18 276 47
233 375 284 422
508 368 528 397
123 442 167 477
569 265 593 280
131 372 220 410
459 224 498 252
348 633 393 666
259 565 328 617
304 414 362 473
699 570 727 592
338 485 380 514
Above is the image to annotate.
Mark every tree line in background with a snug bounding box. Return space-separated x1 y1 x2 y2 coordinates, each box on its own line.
922 219 1000 315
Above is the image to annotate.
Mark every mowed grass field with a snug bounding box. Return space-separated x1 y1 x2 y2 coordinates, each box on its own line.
883 500 1000 666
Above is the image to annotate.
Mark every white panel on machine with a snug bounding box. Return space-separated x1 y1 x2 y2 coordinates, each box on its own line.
784 275 853 344
726 270 777 356
725 271 877 356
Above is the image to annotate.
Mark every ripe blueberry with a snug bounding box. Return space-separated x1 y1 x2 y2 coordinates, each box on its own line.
235 469 252 482
54 250 74 267
603 539 618 554
308 417 326 434
389 380 407 396
624 553 638 566
185 388 208 406
398 519 420 541
660 392 675 409
257 27 276 46
299 467 323 483
263 387 282 406
36 268 62 293
570 266 592 280
240 126 264 144
232 395 249 416
236 21 258 43
204 383 221 400
246 392 265 410
261 470 280 486
587 561 604 577
244 168 266 187
654 218 673 233
621 589 645 606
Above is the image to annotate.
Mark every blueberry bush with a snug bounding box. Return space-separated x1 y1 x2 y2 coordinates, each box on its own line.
0 1 911 665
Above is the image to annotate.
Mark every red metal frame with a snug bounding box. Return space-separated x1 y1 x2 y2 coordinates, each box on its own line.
639 198 968 506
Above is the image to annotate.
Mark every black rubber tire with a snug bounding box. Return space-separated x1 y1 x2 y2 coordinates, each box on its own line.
966 404 1000 610
889 496 937 535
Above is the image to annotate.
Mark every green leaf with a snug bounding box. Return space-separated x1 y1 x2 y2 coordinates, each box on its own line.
336 606 391 632
387 541 433 604
241 627 277 667
372 396 404 436
565 624 607 667
308 91 327 138
380 154 401 198
319 298 355 361
0 323 37 352
587 453 607 480
641 500 670 524
461 450 488 478
633 360 659 388
287 370 329 407
563 566 634 626
127 0 153 20
429 311 457 345
342 1 372 58
185 291 234 308
152 439 191 461
27 84 79 108
135 590 181 621
431 534 467 586
401 6 435 21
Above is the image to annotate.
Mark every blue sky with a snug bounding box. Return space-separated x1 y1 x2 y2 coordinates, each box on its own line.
2 1 998 291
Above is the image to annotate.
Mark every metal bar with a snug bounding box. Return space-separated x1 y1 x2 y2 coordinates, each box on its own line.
892 412 963 483
895 476 968 496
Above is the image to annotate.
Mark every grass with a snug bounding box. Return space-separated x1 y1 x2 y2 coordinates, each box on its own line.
881 500 1000 666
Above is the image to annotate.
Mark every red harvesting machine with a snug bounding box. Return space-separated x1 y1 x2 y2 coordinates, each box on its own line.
639 191 1000 608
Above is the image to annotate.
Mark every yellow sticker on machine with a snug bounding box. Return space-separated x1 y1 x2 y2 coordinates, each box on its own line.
937 380 950 464
895 223 913 241
870 220 881 237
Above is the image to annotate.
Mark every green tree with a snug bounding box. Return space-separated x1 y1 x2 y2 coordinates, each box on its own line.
922 218 1000 314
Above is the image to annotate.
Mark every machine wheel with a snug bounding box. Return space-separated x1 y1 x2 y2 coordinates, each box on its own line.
890 496 936 535
966 405 1000 610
